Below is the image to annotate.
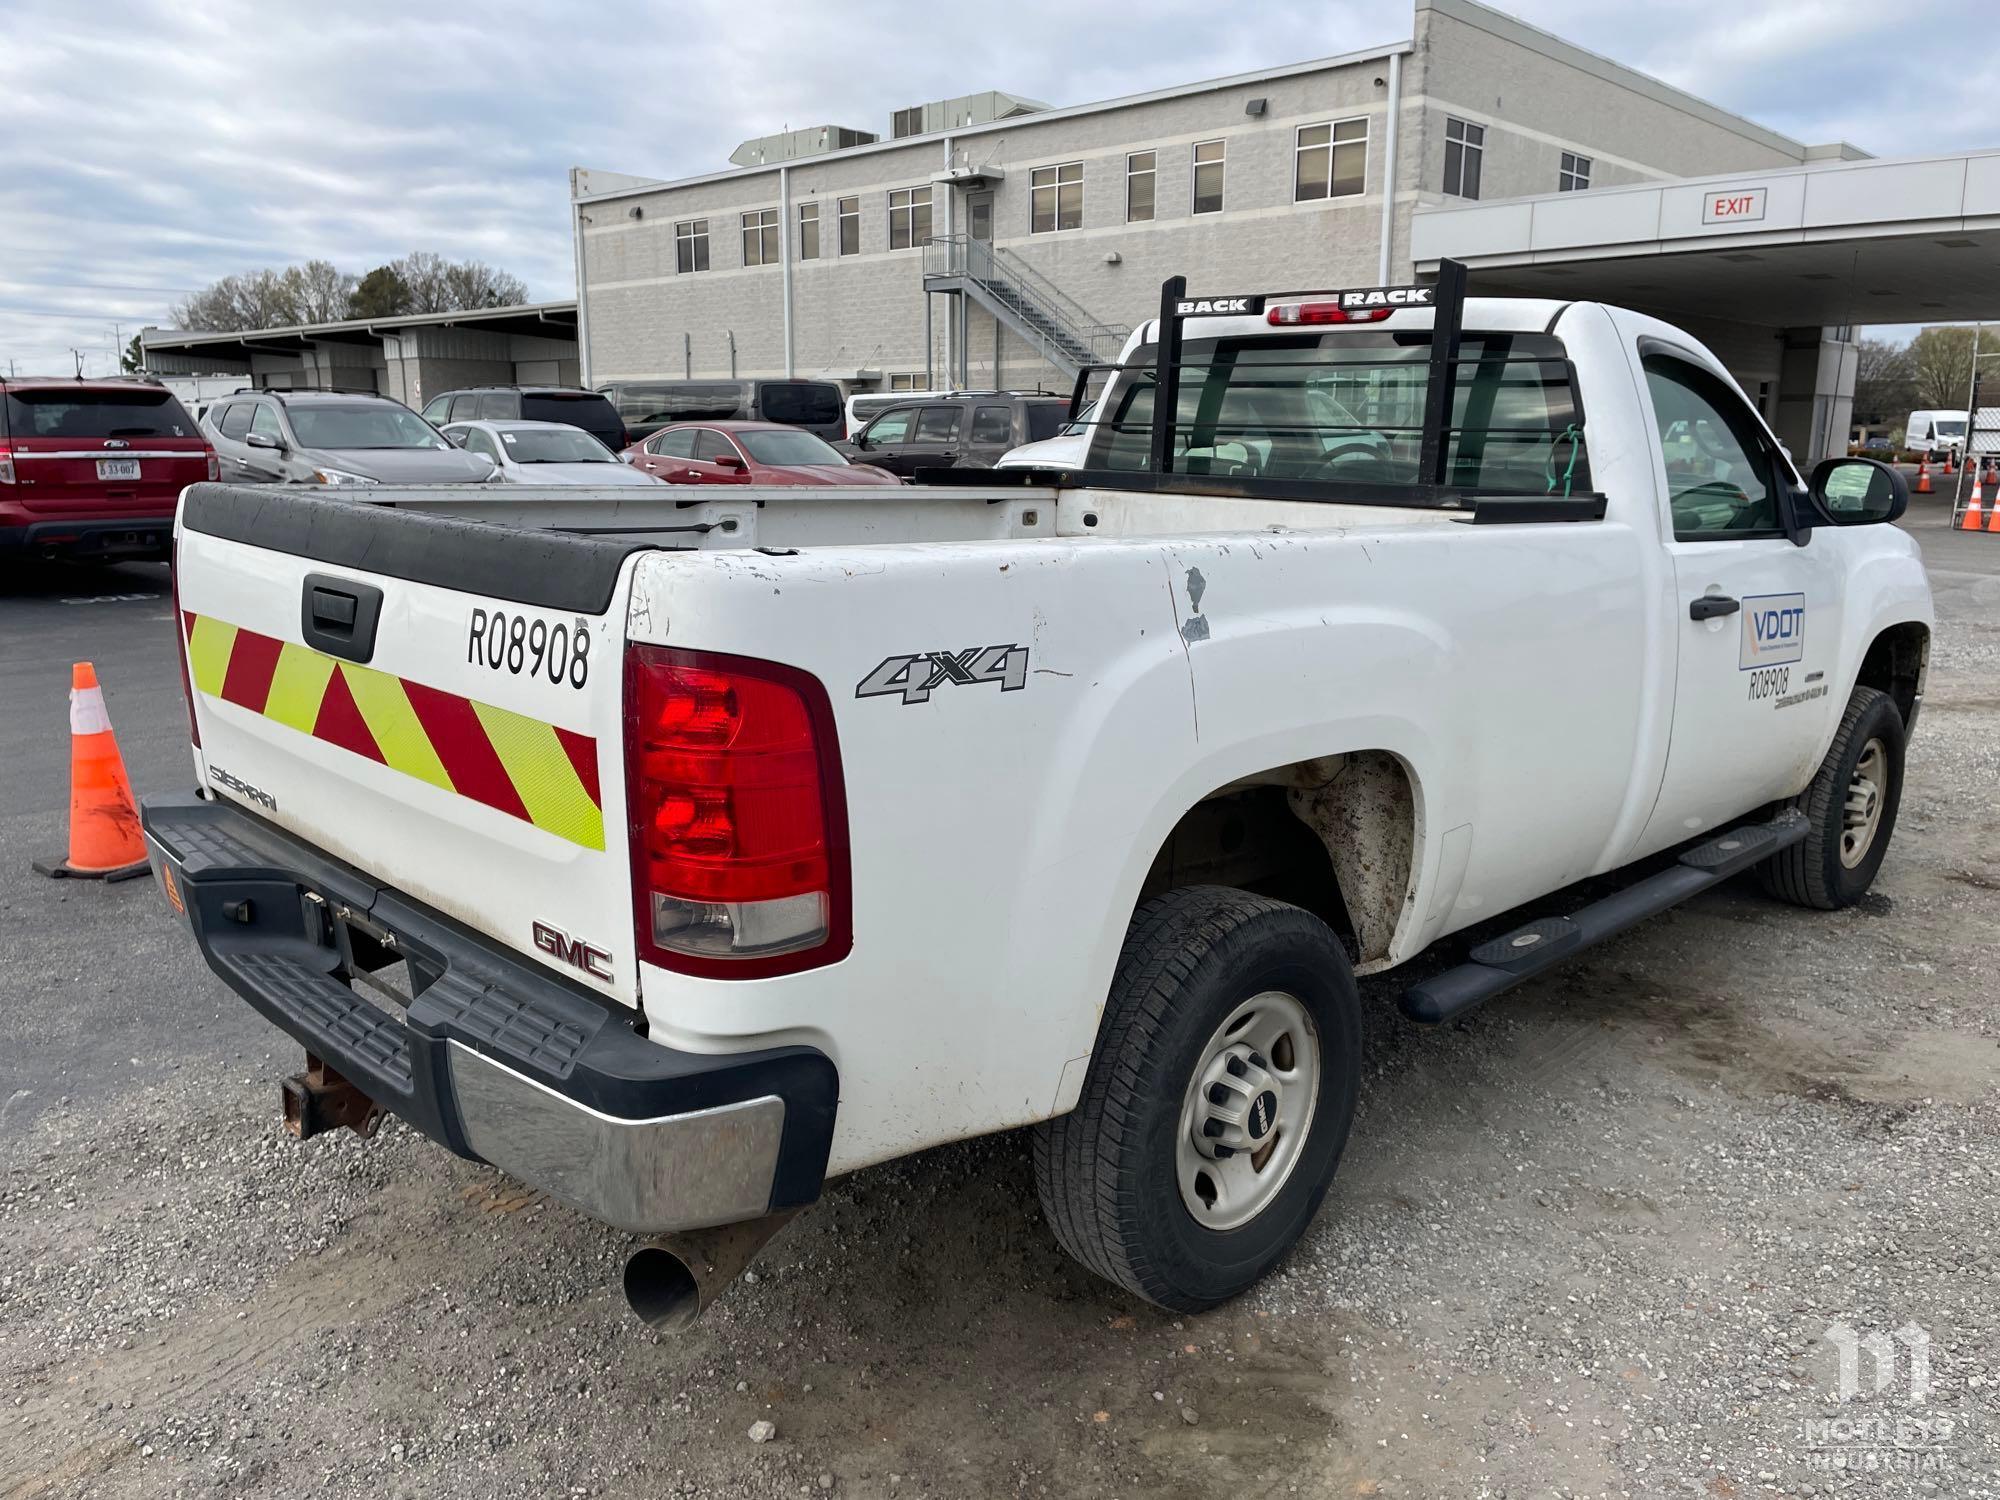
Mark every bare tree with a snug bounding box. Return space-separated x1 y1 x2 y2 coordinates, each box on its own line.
1852 338 1915 426
441 259 529 310
171 254 529 331
284 259 357 324
395 252 453 314
1907 326 1981 410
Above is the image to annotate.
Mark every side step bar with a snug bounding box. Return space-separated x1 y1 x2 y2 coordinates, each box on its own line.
1400 810 1808 1024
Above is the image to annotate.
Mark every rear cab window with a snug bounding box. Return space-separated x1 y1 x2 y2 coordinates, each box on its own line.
3 387 200 440
1092 329 1589 493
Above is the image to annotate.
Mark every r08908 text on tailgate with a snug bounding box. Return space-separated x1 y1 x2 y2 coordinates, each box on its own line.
468 608 591 688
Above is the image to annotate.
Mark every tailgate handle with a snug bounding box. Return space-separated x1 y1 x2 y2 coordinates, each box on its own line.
301 573 384 664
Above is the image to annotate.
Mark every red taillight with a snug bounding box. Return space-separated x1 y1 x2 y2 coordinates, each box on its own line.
625 645 849 978
170 535 200 748
204 446 220 481
0 443 14 485
1266 303 1394 326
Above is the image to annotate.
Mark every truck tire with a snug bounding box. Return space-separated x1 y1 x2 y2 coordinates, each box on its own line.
1757 685 1905 910
1032 885 1361 1311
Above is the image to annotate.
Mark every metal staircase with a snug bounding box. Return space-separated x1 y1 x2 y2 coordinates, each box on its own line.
923 235 1125 379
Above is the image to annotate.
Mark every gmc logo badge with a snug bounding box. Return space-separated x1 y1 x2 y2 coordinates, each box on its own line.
533 920 613 980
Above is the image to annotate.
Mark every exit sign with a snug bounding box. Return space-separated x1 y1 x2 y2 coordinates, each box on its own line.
1703 187 1767 224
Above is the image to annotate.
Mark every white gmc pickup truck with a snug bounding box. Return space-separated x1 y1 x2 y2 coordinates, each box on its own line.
144 266 1932 1324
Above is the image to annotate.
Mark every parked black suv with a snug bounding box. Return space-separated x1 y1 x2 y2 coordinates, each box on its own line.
843 393 1069 477
418 386 625 452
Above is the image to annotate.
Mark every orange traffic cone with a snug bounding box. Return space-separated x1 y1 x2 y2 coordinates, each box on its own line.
34 662 152 881
1960 469 1988 532
1915 458 1934 495
1943 449 1957 477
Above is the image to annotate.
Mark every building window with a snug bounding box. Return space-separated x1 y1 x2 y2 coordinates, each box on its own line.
888 186 932 250
1443 118 1484 199
1295 118 1368 201
889 373 924 391
675 219 709 274
798 202 820 260
837 196 860 256
1030 162 1084 233
1126 151 1155 222
1192 139 1225 215
1559 151 1591 192
741 208 779 267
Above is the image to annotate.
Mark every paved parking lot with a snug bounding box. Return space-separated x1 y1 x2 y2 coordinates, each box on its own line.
3 501 1998 1500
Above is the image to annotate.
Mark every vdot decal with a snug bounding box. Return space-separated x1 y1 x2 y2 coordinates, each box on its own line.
1740 592 1806 670
856 644 1030 706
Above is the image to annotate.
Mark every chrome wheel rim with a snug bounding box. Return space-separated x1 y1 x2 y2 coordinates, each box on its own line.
1840 737 1887 869
1176 990 1320 1232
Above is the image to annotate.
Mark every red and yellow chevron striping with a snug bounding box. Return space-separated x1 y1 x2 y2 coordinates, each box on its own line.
182 613 604 851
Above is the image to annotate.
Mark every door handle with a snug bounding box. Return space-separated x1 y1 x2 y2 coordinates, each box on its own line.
1689 594 1741 621
301 573 384 664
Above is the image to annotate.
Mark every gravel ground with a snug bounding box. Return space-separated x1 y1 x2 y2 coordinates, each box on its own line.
2 514 1997 1500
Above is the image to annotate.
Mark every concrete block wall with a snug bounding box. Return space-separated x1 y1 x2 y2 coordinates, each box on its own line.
1412 0 1806 210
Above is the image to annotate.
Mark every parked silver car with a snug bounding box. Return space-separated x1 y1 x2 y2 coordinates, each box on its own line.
442 419 665 486
202 389 495 487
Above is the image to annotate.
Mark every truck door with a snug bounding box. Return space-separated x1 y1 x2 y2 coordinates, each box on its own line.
1637 345 1846 849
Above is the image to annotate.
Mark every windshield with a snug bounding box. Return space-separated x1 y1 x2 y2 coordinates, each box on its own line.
736 428 844 466
499 427 615 464
4 388 198 439
1094 331 1588 492
288 403 446 451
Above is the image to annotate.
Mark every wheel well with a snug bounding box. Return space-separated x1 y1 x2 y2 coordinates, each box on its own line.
1855 622 1929 726
1137 751 1417 967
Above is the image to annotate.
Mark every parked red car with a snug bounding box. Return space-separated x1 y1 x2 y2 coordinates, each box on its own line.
621 420 899 486
0 378 215 563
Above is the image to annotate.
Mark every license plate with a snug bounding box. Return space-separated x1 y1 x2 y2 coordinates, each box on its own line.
147 845 191 927
97 458 141 481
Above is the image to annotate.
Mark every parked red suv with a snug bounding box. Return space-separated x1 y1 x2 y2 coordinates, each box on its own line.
0 377 215 563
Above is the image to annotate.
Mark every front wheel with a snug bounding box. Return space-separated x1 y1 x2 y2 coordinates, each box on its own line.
1033 886 1361 1311
1757 685 1906 909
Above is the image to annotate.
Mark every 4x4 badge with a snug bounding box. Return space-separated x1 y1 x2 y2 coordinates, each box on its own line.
856 644 1029 706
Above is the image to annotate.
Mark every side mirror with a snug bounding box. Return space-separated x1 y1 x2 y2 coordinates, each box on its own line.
244 431 282 452
715 454 746 471
1809 456 1907 527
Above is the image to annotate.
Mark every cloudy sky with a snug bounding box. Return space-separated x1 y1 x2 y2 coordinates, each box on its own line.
0 0 1987 375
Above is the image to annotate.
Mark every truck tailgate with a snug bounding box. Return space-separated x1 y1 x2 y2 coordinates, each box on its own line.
173 486 648 1004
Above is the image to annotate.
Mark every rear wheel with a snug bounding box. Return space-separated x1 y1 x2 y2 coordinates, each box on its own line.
1033 886 1361 1311
1757 685 1905 910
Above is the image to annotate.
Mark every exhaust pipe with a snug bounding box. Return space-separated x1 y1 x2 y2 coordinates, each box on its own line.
622 1210 797 1332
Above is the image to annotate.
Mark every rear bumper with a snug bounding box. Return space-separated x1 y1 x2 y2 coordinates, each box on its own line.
0 517 173 560
138 790 837 1232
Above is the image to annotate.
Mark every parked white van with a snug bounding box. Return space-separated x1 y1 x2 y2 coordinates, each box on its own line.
1905 409 1967 459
